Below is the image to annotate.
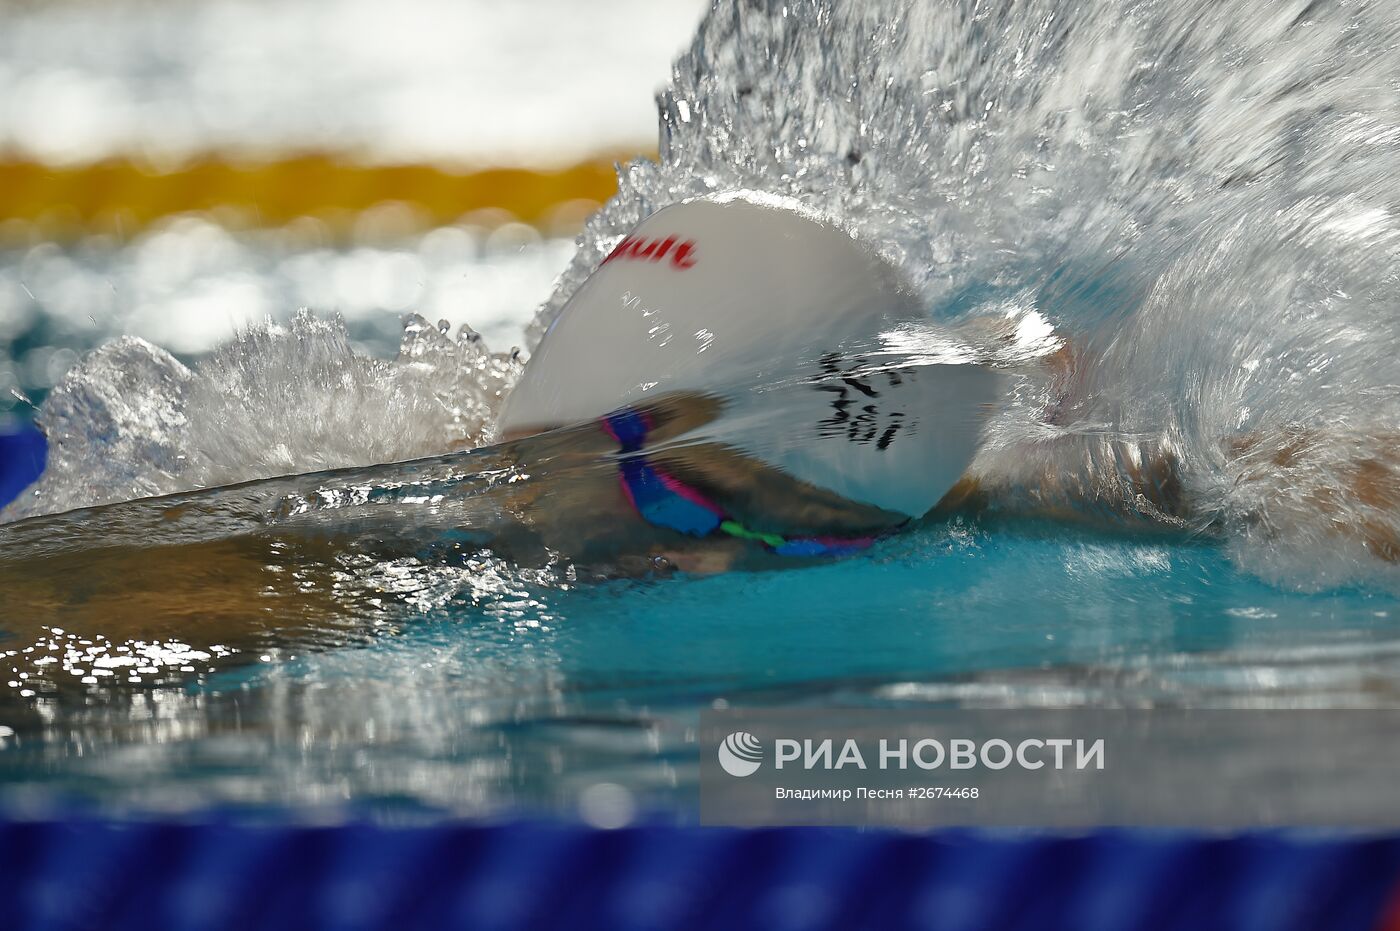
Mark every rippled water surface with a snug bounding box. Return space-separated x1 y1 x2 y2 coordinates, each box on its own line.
3 492 1398 816
6 0 1400 819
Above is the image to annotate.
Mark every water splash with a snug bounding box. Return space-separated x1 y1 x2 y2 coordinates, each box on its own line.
533 0 1400 588
13 0 1400 591
6 311 520 520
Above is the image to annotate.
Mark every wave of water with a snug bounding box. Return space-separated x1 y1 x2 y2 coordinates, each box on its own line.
12 0 1400 593
6 312 519 519
557 0 1400 590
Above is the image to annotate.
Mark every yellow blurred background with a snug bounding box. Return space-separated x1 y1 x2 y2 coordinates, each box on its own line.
0 154 628 244
0 0 709 240
0 0 707 408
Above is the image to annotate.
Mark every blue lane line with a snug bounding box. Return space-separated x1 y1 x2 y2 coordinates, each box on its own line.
0 419 46 509
3 818 1399 931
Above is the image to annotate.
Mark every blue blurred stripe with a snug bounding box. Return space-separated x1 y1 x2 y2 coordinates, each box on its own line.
2 819 1399 931
0 419 45 509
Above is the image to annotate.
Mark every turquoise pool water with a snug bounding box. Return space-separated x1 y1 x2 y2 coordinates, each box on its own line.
7 0 1400 824
3 482 1398 818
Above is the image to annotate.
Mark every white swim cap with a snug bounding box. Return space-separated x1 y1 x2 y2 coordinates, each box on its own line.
498 194 1001 519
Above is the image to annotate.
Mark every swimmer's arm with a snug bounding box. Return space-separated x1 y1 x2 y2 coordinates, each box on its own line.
935 324 1400 561
929 436 1188 531
0 531 381 664
1225 428 1400 562
939 423 1400 565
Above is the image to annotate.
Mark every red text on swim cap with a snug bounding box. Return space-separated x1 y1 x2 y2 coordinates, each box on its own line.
601 236 697 270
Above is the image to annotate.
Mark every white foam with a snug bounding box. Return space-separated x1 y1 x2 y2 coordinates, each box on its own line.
6 312 519 520
522 0 1400 589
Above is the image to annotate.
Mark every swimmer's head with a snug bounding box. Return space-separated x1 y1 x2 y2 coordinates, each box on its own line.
497 194 1002 519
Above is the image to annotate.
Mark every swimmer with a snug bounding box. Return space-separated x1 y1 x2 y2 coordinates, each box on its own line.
495 192 1400 572
0 195 1008 660
490 194 1003 574
5 192 1399 668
